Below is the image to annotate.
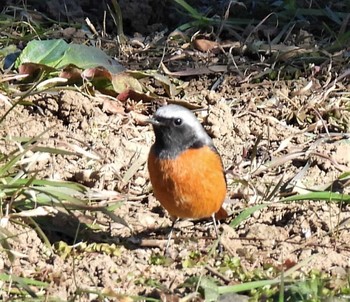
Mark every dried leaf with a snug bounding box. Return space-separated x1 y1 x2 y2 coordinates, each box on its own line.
82 66 112 81
59 65 82 82
10 206 58 217
102 99 125 114
193 38 220 53
117 89 155 103
112 73 143 94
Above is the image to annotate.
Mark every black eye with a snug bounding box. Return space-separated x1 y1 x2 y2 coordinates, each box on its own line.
173 118 183 126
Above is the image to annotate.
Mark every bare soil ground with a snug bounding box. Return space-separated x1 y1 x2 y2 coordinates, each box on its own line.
1 72 350 300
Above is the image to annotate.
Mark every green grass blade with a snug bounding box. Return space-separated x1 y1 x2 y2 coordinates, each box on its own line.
0 273 49 286
230 204 268 228
218 279 283 294
173 0 204 19
279 269 284 302
0 231 15 262
3 178 87 191
280 192 350 203
26 217 53 249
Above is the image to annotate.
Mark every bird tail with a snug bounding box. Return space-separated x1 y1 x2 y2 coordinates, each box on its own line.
215 207 228 220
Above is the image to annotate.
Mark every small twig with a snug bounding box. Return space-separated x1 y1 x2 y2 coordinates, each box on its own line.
205 264 231 284
139 238 167 248
309 151 347 172
85 17 99 36
312 108 330 137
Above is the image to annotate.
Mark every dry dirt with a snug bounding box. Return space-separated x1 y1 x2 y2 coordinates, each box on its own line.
1 69 350 300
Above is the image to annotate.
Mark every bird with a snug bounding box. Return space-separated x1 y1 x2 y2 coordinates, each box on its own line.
147 104 227 252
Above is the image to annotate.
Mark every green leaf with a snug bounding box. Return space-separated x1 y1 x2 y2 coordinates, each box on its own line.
200 277 220 302
15 39 69 68
16 39 125 74
57 43 124 74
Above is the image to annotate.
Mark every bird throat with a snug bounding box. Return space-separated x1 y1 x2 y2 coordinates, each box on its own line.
152 132 205 159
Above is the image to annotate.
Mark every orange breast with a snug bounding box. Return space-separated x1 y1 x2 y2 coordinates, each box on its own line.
148 146 227 219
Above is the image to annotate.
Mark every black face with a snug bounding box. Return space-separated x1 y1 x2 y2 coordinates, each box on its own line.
152 116 205 159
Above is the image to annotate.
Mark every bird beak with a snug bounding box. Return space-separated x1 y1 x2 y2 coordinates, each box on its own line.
145 117 163 126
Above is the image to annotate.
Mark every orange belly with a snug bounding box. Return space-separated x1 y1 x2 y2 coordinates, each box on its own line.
148 146 227 219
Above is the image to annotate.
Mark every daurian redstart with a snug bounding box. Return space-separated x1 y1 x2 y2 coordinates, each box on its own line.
147 104 227 251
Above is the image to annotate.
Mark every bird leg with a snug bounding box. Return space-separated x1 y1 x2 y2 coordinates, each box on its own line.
211 213 223 253
165 217 179 255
